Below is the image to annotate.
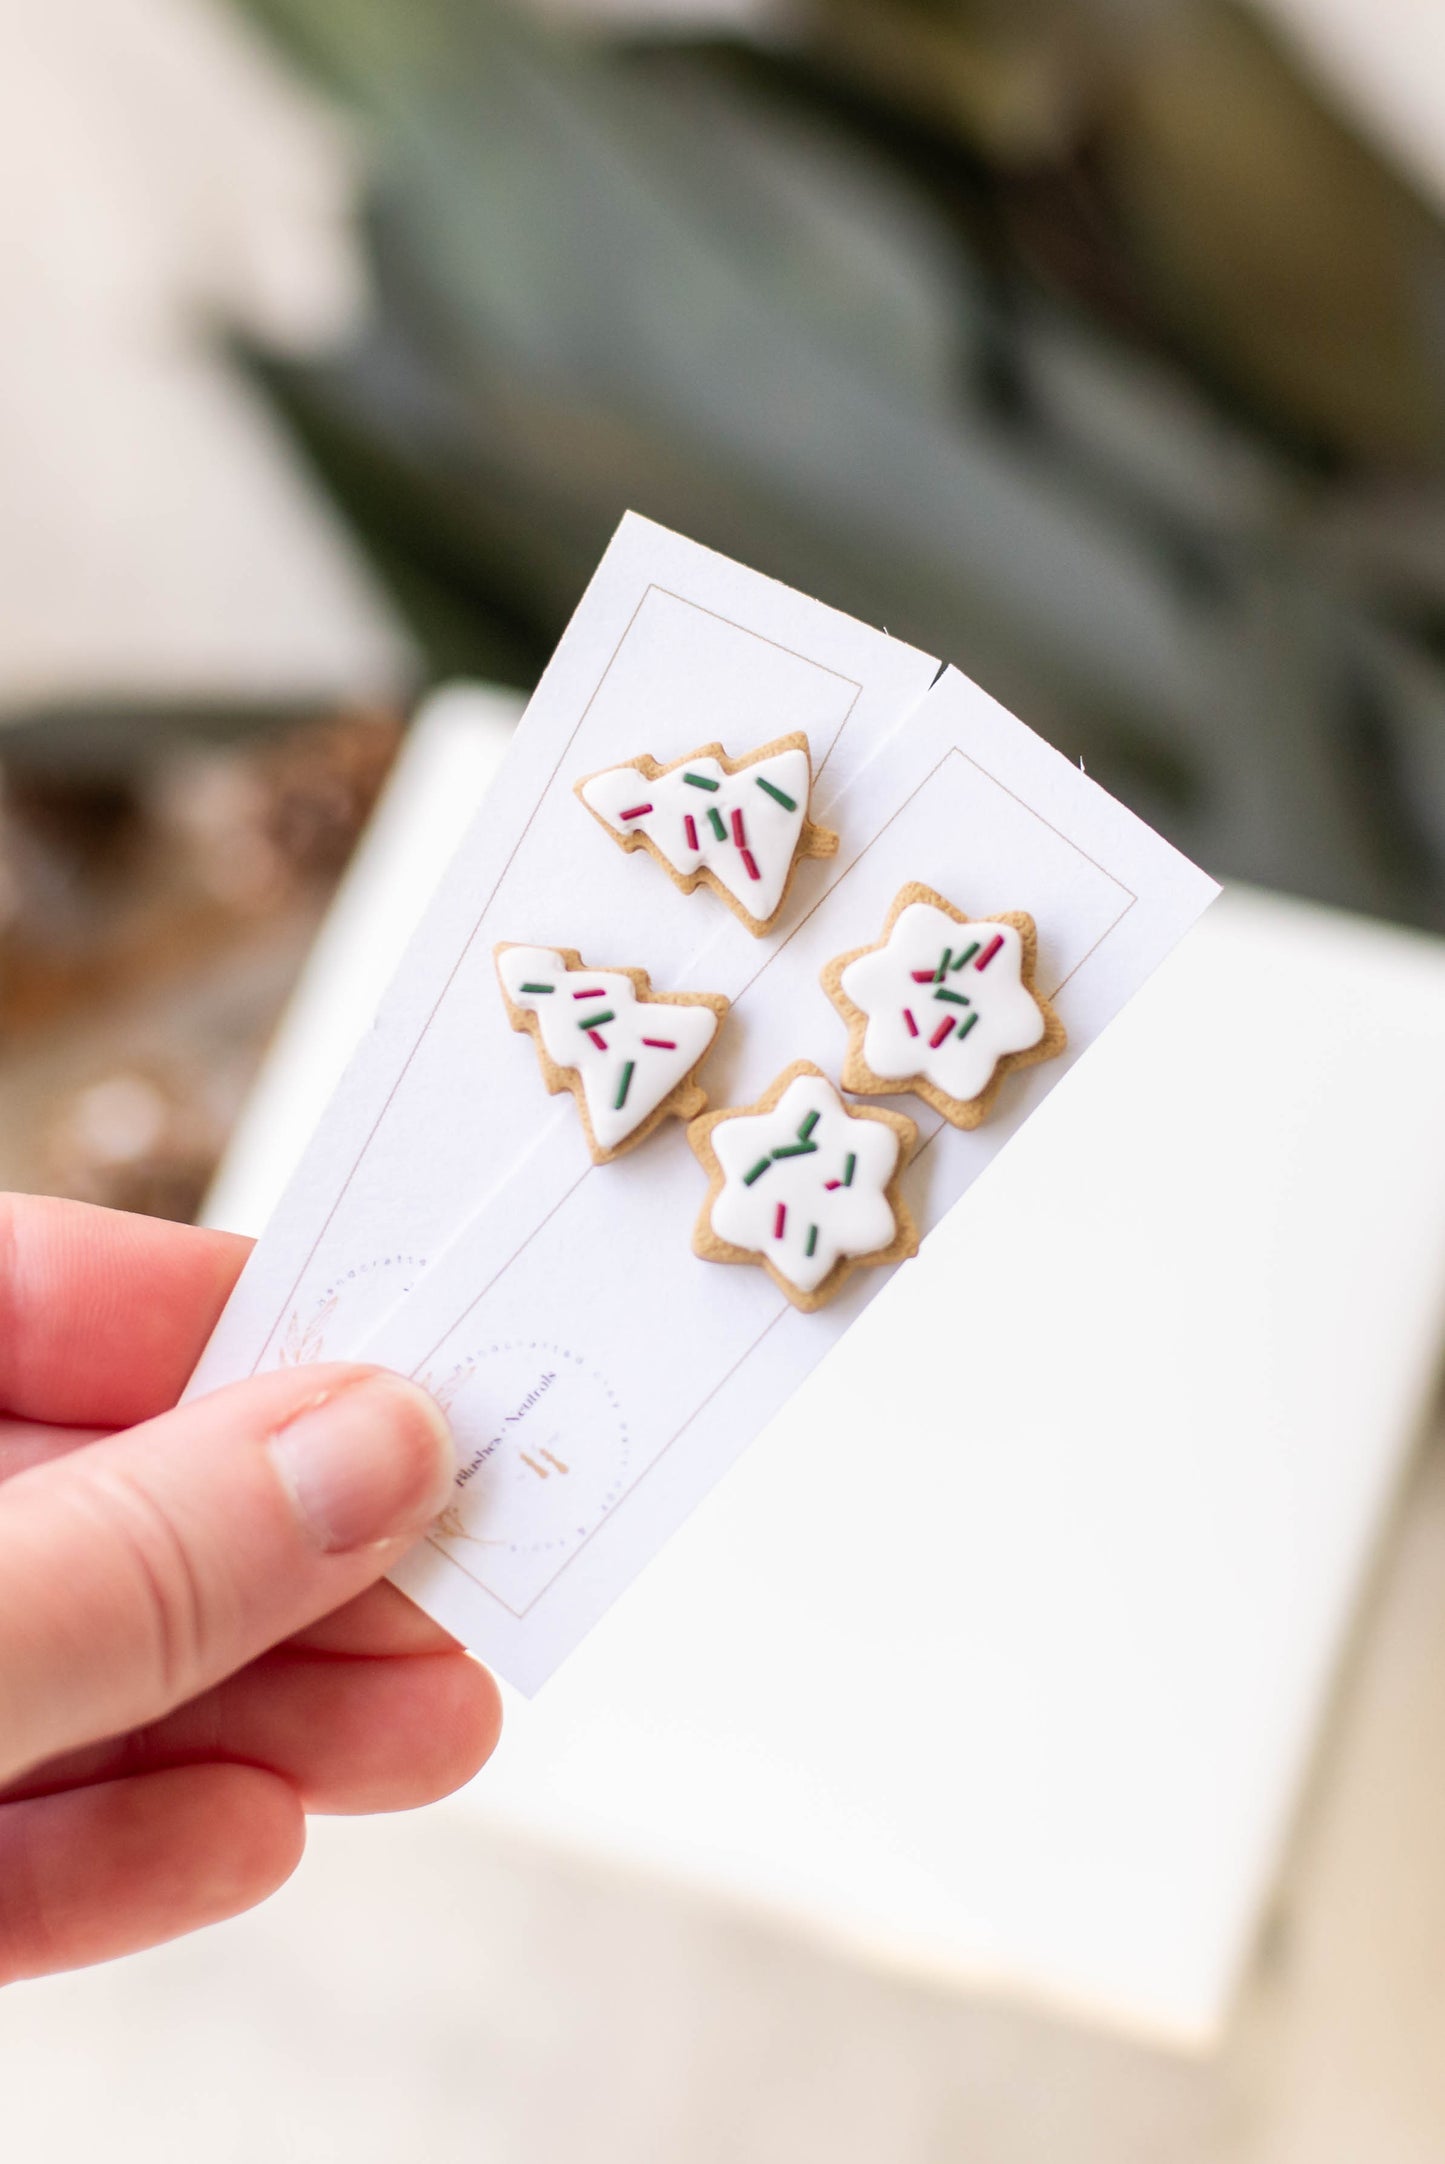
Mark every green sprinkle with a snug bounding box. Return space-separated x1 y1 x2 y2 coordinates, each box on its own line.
805 1225 819 1259
956 1011 979 1040
933 949 951 983
755 776 798 812
951 942 980 971
934 988 971 1008
769 1142 819 1160
843 1153 856 1188
581 1010 616 1030
614 1061 635 1111
743 1158 772 1185
707 807 728 842
520 982 554 994
796 1110 820 1142
683 771 720 792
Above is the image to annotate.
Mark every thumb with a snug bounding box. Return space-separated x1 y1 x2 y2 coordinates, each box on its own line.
0 1365 456 1785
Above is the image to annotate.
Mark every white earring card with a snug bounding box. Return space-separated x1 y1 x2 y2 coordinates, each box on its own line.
189 513 1218 1689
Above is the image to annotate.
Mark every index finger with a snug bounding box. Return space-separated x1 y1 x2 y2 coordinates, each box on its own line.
0 1195 250 1427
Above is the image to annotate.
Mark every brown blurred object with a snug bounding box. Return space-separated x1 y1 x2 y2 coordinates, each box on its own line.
811 0 1445 464
152 709 403 913
0 709 400 1031
0 708 402 1216
1107 2 1445 465
37 1069 230 1225
811 0 1106 164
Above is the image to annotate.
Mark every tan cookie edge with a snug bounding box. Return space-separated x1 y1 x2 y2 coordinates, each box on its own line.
495 942 729 1165
820 881 1067 1129
687 1058 918 1312
573 733 839 937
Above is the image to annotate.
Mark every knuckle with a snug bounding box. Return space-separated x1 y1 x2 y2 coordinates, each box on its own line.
84 1462 210 1714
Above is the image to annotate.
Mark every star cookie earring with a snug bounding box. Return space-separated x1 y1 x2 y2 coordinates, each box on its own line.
820 883 1066 1128
688 1061 918 1312
574 733 838 936
496 943 728 1164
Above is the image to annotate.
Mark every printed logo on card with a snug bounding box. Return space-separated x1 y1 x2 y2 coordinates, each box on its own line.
275 1254 429 1369
426 1340 630 1614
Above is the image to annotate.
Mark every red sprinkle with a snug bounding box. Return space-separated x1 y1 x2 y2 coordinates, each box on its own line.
740 848 762 882
911 969 935 983
824 1179 842 1191
902 1008 918 1037
620 803 653 821
929 1016 955 1049
684 813 699 852
641 1037 677 1050
773 1202 787 1240
976 934 1004 971
588 1031 608 1051
572 988 606 1000
731 807 747 846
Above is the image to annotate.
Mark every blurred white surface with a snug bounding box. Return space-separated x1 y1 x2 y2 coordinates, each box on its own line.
485 887 1445 2046
204 684 523 1235
208 686 1445 2046
0 0 410 719
11 1426 1445 2161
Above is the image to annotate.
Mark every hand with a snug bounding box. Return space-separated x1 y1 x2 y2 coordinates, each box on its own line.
0 1195 501 1983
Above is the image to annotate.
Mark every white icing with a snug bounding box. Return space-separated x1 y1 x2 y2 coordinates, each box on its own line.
838 902 1045 1104
580 747 811 924
708 1072 900 1297
498 944 720 1153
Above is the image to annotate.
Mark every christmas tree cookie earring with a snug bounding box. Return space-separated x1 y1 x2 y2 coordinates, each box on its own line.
688 1061 917 1312
574 733 838 937
821 883 1066 1129
496 944 728 1164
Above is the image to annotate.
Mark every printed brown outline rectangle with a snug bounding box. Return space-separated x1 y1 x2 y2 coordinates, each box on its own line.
253 584 867 1371
421 744 1136 1619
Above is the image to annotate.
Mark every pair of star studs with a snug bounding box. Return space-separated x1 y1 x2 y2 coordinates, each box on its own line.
496 738 1066 1310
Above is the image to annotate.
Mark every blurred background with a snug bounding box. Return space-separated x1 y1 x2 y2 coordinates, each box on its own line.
3 0 1445 2157
8 0 1445 1221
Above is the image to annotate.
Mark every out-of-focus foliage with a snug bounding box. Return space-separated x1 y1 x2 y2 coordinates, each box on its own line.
236 0 1445 929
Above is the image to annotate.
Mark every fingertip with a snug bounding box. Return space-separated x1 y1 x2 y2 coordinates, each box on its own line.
308 1651 504 1816
455 1656 505 1790
268 1368 457 1555
108 1763 308 1926
0 1765 307 1983
394 1649 505 1810
197 1763 309 1910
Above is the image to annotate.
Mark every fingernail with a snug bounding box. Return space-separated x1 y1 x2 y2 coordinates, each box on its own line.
269 1374 457 1553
